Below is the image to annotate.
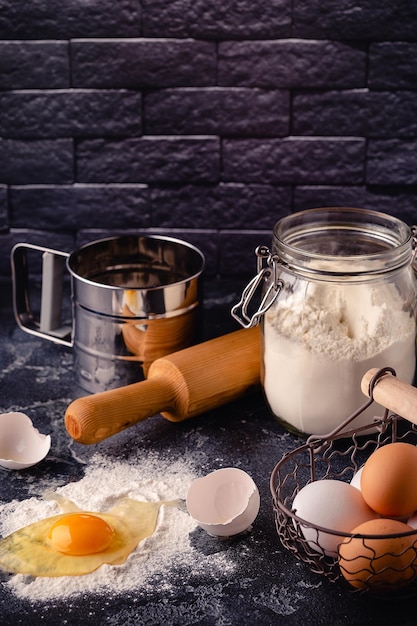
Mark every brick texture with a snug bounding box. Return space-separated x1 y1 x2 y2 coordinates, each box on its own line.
367 140 417 185
369 43 417 89
223 139 365 184
0 140 73 184
293 0 417 40
0 42 69 89
142 0 292 39
71 40 216 88
0 0 416 281
219 41 366 88
76 137 220 183
10 185 150 230
0 91 142 138
294 91 417 137
145 88 289 136
0 186 7 231
0 1 141 39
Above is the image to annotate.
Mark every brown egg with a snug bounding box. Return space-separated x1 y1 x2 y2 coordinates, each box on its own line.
360 442 417 517
338 518 417 592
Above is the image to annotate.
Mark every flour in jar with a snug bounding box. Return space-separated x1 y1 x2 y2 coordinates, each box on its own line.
263 278 416 435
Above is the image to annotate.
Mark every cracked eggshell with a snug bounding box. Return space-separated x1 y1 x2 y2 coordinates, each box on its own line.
0 412 51 470
186 467 260 537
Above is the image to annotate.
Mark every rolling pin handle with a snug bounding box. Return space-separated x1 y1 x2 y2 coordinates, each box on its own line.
366 366 397 400
65 327 261 445
361 367 417 427
65 377 176 444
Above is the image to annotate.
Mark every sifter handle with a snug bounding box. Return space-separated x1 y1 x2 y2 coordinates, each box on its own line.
11 243 72 346
361 368 417 425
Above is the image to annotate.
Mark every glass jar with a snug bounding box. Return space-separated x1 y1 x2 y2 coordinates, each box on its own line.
232 207 417 436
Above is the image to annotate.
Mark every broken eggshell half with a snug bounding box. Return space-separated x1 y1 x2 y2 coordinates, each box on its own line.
186 467 260 537
0 411 51 470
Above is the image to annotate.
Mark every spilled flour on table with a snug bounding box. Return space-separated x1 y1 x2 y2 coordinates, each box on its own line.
0 451 236 602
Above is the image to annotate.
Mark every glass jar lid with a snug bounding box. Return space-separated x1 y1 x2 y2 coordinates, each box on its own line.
273 207 414 280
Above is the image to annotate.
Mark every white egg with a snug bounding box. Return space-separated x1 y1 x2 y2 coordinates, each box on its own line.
186 467 260 537
292 479 378 556
0 412 51 470
407 511 417 528
350 466 364 490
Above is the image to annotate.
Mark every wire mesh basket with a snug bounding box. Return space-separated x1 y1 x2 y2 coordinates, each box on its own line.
270 367 417 595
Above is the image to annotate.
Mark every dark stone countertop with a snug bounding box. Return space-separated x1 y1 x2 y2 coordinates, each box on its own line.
0 276 416 625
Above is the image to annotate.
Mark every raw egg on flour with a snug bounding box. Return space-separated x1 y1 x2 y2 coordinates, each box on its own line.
0 493 165 577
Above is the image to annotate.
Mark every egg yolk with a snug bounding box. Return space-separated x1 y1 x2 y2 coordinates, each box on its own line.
47 514 115 556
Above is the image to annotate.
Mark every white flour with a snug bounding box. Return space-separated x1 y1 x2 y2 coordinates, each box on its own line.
263 279 416 435
0 452 236 602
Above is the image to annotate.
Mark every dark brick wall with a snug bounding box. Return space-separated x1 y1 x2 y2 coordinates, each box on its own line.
1 0 417 279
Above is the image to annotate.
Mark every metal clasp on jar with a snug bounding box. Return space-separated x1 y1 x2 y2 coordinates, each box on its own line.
231 246 284 328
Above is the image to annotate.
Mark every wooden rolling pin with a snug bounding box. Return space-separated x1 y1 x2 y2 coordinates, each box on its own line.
361 368 417 424
65 326 261 444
